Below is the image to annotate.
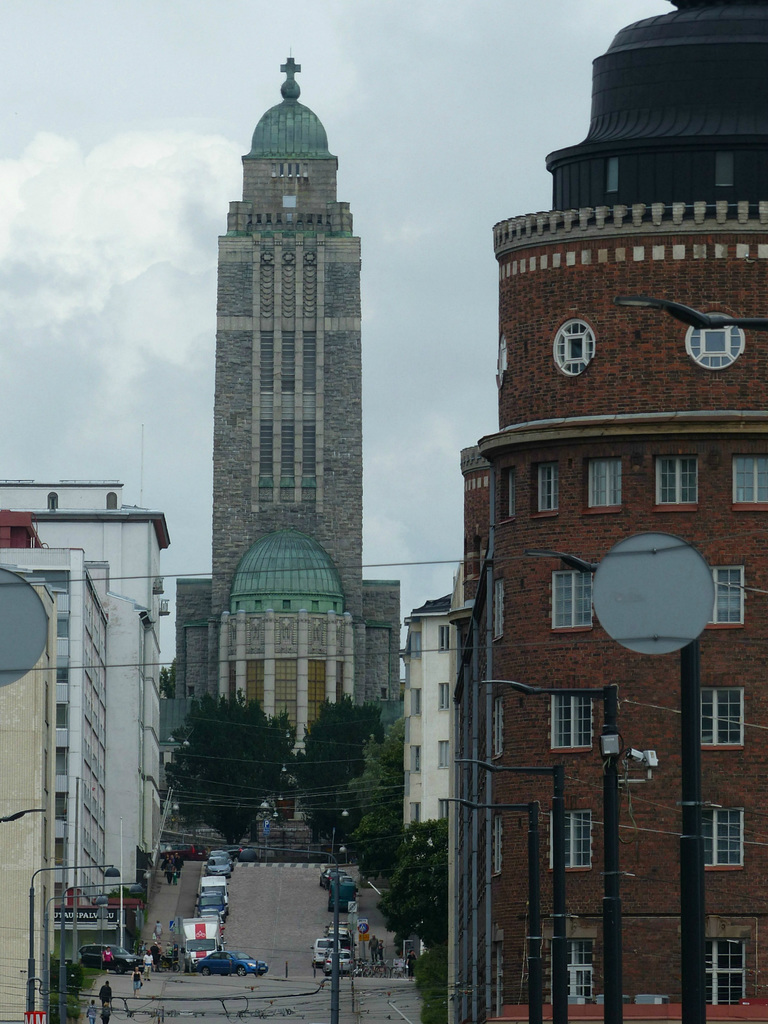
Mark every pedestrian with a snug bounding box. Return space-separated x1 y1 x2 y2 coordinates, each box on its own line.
86 1000 98 1023
369 935 378 962
155 919 163 940
406 949 416 979
98 980 112 1007
102 946 114 970
378 940 384 963
143 948 153 980
100 1006 111 1024
132 964 143 993
175 852 183 874
165 863 173 884
151 941 161 972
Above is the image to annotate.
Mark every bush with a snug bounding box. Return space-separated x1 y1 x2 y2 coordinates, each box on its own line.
414 945 448 1024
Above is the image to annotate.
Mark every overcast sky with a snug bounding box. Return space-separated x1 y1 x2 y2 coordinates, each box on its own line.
0 0 669 660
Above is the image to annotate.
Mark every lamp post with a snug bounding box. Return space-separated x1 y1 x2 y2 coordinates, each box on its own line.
27 861 118 1014
613 295 768 331
488 679 623 1024
458 758 567 1024
458 799 542 1024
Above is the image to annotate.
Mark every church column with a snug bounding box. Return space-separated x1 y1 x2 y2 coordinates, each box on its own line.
343 611 355 697
264 610 276 715
325 610 337 701
235 610 247 693
218 612 230 696
297 610 309 736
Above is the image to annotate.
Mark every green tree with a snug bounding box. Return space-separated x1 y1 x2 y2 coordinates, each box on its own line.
414 944 448 1024
351 717 405 877
159 658 177 698
293 697 384 843
379 818 449 947
165 693 294 843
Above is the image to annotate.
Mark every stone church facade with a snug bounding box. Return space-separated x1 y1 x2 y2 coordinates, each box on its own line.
176 60 399 735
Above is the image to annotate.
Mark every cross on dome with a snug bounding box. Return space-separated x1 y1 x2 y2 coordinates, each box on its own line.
280 57 301 99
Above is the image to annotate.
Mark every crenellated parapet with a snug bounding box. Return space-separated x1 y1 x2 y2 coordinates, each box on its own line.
494 200 768 256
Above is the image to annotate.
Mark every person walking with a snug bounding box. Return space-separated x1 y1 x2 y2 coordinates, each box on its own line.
86 1000 98 1023
369 935 378 962
143 948 153 980
132 964 143 993
154 920 163 941
406 949 416 979
102 946 114 971
150 941 161 972
98 980 112 1007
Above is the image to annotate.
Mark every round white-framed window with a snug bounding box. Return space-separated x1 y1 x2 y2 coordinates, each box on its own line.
685 322 744 370
553 319 595 376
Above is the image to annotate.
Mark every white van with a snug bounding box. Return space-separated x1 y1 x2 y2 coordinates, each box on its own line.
200 875 228 902
312 937 333 967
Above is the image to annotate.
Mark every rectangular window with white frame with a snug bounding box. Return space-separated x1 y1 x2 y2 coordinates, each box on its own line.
410 746 421 773
562 810 592 868
703 808 743 866
706 939 745 1005
710 566 744 624
438 740 450 768
552 694 592 748
567 940 593 1000
506 467 516 517
438 682 450 711
410 802 421 823
733 456 768 503
438 625 450 652
493 695 504 756
552 571 592 629
438 799 450 820
409 630 421 659
538 462 559 511
410 687 422 716
493 815 503 874
494 579 504 638
588 457 621 507
656 456 698 504
701 687 743 746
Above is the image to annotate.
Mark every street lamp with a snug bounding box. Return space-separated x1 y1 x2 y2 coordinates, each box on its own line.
457 758 567 1024
458 799 542 1024
614 295 768 331
487 679 623 1024
27 861 119 1014
0 807 45 823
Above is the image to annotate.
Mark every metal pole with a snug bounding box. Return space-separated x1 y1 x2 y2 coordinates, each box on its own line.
680 640 706 1024
551 765 567 1024
331 867 340 1024
602 685 623 1024
527 803 542 1024
43 899 51 1020
59 852 68 1024
27 878 36 1012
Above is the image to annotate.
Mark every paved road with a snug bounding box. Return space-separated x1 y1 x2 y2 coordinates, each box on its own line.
85 861 422 1023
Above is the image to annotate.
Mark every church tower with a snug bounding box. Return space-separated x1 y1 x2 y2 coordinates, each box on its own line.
176 60 399 728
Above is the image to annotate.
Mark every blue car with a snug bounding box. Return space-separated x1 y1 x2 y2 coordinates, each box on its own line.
195 950 269 977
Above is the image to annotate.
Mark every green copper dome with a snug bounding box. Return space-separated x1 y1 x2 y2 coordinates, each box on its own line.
230 529 344 613
246 57 334 160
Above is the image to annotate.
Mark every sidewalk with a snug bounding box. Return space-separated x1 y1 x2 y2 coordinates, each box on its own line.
141 859 203 946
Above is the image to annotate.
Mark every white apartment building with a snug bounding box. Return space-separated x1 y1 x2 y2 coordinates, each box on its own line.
402 594 453 824
0 481 170 905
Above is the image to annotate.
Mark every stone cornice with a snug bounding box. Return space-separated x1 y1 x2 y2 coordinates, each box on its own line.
479 409 768 456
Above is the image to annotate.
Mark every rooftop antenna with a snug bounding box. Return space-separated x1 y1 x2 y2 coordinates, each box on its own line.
140 423 144 505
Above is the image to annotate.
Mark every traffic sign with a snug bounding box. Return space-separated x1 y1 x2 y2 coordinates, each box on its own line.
358 919 369 935
347 900 357 913
263 819 270 836
26 1013 47 1024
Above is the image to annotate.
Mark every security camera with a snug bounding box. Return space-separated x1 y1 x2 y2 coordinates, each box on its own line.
629 748 645 762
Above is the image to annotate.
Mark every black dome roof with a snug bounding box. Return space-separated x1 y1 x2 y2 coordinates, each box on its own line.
546 1 768 208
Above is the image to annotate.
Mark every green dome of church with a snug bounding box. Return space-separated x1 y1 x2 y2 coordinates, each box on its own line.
246 57 334 160
230 529 344 613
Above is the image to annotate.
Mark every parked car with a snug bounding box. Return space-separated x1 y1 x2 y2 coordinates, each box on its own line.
79 944 143 974
206 852 232 878
198 892 228 920
195 950 268 976
312 937 333 967
323 950 353 975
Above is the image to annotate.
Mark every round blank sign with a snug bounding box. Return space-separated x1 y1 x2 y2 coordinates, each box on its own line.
0 567 48 686
592 532 714 655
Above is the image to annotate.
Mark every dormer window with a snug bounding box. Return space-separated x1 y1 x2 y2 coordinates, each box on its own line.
47 492 58 511
715 152 734 187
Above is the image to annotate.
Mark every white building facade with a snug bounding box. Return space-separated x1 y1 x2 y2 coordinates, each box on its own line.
0 481 170 895
402 594 454 824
